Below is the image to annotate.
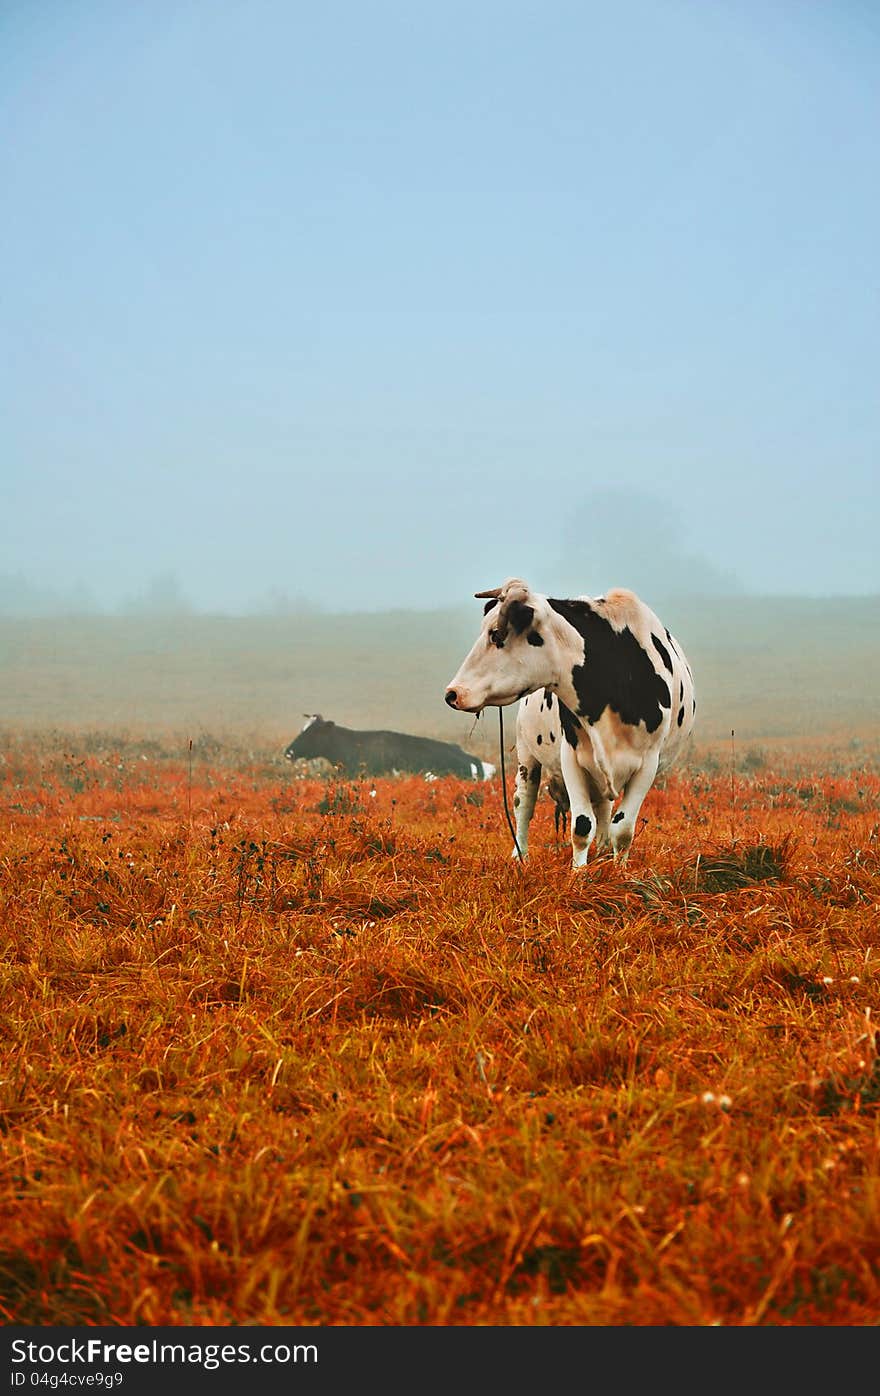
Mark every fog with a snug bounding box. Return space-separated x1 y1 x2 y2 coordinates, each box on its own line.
2 3 878 618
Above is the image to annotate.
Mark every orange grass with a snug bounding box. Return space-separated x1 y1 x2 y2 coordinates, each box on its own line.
1 732 878 1326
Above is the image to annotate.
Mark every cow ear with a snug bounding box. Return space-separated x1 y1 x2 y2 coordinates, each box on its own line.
507 600 535 634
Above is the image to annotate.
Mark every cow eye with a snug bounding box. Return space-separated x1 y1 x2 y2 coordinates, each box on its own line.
488 628 503 649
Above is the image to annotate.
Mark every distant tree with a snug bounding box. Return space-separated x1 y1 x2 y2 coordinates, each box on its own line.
249 587 325 615
0 572 99 616
123 571 193 615
547 489 742 602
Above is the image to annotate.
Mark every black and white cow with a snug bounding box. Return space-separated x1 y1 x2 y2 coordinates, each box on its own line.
284 715 495 781
444 578 695 866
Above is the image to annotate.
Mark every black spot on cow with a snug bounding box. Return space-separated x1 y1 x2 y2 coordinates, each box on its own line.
527 631 544 646
543 689 554 708
679 680 684 703
549 598 672 732
549 731 555 742
677 706 685 727
536 734 542 745
651 632 674 675
529 765 541 785
574 814 592 838
557 699 581 749
692 697 696 714
612 811 625 824
508 600 535 634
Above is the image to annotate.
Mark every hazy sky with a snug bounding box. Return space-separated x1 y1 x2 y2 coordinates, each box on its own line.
2 1 878 613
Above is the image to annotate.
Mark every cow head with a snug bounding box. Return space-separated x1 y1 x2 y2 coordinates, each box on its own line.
444 578 556 712
284 714 334 760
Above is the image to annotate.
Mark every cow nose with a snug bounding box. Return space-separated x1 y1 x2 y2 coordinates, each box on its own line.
445 689 458 708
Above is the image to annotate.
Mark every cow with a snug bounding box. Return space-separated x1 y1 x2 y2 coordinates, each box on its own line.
284 714 496 781
444 578 695 866
514 695 570 851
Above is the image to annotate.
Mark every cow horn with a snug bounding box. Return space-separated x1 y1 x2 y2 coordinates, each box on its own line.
476 578 530 602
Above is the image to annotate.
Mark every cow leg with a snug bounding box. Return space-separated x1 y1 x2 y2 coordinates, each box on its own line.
512 760 541 860
561 744 598 869
545 776 570 846
610 752 660 863
590 787 613 854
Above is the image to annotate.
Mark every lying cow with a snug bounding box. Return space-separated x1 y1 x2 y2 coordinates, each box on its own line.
445 578 695 865
284 714 496 780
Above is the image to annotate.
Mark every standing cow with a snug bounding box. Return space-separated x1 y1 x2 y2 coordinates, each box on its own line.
444 578 695 866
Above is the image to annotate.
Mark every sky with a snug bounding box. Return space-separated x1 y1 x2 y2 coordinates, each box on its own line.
2 0 878 614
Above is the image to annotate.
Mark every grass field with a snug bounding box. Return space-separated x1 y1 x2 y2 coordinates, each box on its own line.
1 601 878 1325
1 724 878 1326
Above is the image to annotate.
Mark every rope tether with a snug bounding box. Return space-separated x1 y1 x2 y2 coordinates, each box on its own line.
498 706 524 863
